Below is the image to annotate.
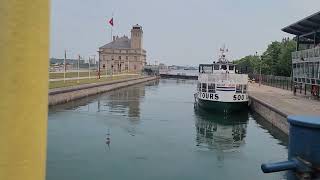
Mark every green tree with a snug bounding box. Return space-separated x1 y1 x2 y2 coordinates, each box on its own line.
234 38 296 77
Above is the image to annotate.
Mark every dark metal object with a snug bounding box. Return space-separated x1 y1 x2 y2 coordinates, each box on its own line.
261 115 320 179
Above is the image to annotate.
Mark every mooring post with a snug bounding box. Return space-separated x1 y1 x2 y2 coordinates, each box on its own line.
0 1 49 180
261 116 320 180
305 84 307 95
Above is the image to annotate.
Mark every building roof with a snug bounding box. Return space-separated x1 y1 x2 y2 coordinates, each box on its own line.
282 11 320 39
100 36 131 49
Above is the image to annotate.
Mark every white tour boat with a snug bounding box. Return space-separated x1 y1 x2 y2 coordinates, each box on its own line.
194 47 249 112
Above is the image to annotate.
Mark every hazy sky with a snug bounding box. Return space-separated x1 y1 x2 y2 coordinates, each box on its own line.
50 0 320 66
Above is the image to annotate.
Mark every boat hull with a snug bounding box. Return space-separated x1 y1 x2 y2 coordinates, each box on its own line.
196 98 248 112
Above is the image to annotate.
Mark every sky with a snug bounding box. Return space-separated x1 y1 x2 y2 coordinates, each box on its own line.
50 0 320 66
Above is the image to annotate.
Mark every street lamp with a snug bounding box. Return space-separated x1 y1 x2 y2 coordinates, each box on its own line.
97 50 102 79
255 52 262 87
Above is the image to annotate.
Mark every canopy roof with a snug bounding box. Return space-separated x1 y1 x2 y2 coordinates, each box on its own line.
282 11 320 39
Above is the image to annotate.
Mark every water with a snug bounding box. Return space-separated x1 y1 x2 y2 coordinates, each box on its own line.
47 79 288 180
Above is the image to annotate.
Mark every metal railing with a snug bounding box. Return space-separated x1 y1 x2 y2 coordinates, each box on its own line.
199 73 248 84
249 74 293 91
292 47 320 60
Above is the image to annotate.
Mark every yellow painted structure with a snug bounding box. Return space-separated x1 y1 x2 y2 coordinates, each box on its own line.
0 0 49 180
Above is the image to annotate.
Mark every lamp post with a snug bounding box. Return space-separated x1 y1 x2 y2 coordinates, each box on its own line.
256 52 262 87
88 57 91 79
97 50 102 79
77 55 80 83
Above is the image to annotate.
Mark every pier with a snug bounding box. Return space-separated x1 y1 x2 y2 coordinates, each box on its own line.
159 73 198 79
249 83 320 134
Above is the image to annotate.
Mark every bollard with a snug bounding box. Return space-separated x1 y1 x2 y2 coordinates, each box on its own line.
261 115 320 179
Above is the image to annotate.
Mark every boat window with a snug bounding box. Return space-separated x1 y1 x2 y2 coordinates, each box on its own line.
229 65 234 71
243 85 247 93
208 83 215 93
221 65 227 70
214 65 219 70
201 66 213 73
236 84 242 93
201 83 207 92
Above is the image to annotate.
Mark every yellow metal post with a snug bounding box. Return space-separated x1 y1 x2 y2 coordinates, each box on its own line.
0 0 49 180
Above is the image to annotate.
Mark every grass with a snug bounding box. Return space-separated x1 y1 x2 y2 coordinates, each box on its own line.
49 71 96 79
49 74 140 89
49 71 139 79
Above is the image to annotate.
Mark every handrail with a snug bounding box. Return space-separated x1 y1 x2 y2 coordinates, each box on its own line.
199 73 248 84
292 47 320 60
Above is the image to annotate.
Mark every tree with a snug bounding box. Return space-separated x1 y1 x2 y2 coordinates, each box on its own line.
234 38 296 77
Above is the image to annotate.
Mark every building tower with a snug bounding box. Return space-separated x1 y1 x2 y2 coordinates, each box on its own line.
130 24 143 49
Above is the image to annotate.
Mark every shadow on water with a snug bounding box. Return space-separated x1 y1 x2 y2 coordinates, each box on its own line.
250 111 288 146
194 107 249 152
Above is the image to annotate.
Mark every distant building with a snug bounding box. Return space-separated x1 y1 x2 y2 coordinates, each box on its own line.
50 58 85 65
98 24 147 74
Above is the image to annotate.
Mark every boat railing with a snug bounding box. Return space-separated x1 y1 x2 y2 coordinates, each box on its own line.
199 73 248 84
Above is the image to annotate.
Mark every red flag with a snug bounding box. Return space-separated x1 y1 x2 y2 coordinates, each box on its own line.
109 18 114 26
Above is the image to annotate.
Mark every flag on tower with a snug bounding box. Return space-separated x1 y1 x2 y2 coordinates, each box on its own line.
109 18 114 26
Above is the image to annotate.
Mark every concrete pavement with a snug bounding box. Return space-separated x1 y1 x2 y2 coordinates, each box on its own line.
249 83 320 116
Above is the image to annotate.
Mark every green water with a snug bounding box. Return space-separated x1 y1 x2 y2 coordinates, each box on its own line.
47 79 288 180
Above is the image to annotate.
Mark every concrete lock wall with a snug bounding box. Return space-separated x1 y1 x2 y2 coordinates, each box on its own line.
49 76 159 106
249 96 289 135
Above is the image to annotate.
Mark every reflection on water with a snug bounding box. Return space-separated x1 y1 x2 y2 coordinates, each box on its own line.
47 79 287 180
50 80 160 122
194 108 248 152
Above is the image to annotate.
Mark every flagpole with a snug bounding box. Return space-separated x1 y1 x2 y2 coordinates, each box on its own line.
88 57 91 79
78 55 80 83
111 12 114 42
64 50 66 83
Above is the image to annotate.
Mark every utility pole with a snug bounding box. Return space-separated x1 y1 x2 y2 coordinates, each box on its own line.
88 57 91 79
127 56 129 73
78 55 80 83
64 50 66 83
97 51 101 79
256 52 262 87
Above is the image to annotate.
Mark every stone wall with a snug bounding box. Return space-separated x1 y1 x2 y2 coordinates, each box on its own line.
49 76 158 106
249 96 289 135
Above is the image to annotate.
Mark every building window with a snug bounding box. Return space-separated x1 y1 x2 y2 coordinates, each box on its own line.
134 56 137 60
119 56 121 60
126 56 128 60
111 55 114 60
134 65 137 70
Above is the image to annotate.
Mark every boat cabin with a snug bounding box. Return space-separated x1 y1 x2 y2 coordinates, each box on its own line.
198 63 236 74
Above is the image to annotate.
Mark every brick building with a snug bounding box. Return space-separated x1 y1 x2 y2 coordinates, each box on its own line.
98 24 146 74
